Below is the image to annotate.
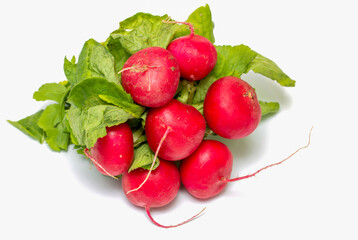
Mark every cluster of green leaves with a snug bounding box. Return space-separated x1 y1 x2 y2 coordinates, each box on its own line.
8 4 294 172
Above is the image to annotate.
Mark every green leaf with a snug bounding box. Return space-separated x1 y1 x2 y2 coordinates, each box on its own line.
132 127 147 148
74 144 86 155
174 4 215 43
110 13 180 54
64 116 79 146
33 83 68 103
43 124 70 152
37 104 62 130
16 82 71 151
213 45 257 78
64 56 77 84
246 53 295 87
67 77 131 107
193 44 295 104
259 101 280 117
99 94 145 118
104 37 131 74
129 143 159 172
8 110 45 143
140 110 148 128
67 77 145 117
37 104 70 151
75 39 119 84
66 105 131 148
191 75 215 104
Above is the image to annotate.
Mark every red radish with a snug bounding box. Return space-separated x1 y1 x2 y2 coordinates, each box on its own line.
122 160 205 228
145 99 206 161
84 123 134 177
166 21 217 81
123 160 180 208
204 76 261 139
126 127 172 195
180 128 313 200
180 140 233 199
121 47 180 107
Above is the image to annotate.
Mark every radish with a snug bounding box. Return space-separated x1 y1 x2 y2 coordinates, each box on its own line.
121 47 180 107
204 76 261 139
84 123 134 177
166 21 217 81
122 160 180 208
122 160 205 228
181 128 313 200
180 140 233 199
145 99 206 161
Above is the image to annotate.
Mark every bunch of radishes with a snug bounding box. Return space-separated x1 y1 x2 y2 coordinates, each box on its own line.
85 22 264 228
7 4 311 228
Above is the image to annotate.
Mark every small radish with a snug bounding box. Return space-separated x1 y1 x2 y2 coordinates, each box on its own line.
166 21 217 81
123 160 180 208
145 99 206 161
121 47 180 107
180 140 233 199
180 128 313 200
122 160 205 228
84 123 134 177
204 76 261 139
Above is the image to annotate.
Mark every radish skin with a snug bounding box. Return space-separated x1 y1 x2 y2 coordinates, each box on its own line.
121 47 180 107
145 99 206 161
180 140 233 199
204 76 261 139
122 160 206 228
166 21 217 81
87 123 134 177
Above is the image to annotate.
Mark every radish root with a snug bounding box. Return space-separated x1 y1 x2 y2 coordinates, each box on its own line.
222 126 313 182
162 18 195 37
145 206 206 228
84 148 119 180
118 66 149 74
126 126 172 194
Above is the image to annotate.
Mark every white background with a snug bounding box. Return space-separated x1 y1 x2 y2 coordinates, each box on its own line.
1 0 357 239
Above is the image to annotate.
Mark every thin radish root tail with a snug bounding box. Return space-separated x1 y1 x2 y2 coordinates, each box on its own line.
118 66 148 74
126 126 172 195
84 148 119 180
222 126 313 183
118 65 162 75
163 16 172 23
145 206 206 228
162 18 195 36
118 66 137 74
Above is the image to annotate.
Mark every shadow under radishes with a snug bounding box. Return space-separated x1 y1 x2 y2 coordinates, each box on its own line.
64 148 123 198
207 128 268 178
